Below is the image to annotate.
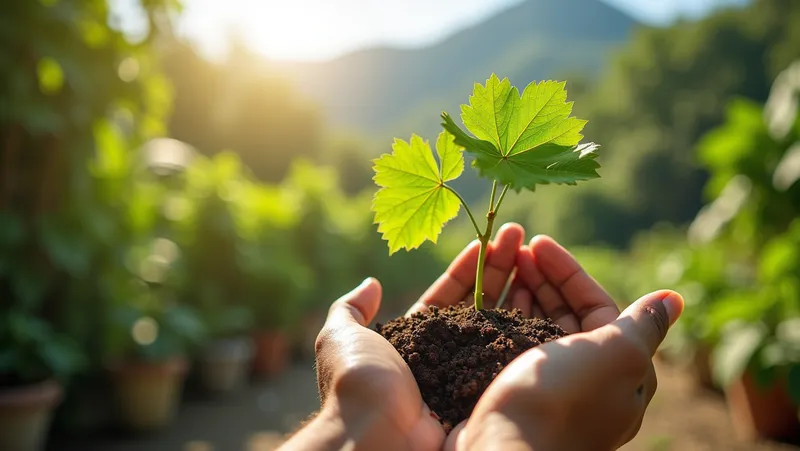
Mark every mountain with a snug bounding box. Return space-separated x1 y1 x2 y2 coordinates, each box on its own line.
273 0 638 141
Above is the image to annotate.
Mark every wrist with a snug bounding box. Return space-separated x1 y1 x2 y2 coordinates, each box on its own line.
280 397 406 451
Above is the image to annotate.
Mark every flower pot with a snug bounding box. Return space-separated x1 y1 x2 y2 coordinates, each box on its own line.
251 331 289 379
725 371 800 442
109 357 188 431
199 337 254 393
0 379 62 451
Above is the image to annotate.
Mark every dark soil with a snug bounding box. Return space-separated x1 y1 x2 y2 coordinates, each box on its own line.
375 304 567 432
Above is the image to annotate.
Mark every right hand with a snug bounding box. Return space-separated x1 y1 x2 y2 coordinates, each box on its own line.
448 289 684 451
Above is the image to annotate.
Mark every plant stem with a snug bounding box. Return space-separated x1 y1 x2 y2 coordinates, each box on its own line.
444 184 481 237
488 181 498 212
493 185 510 216
474 209 496 311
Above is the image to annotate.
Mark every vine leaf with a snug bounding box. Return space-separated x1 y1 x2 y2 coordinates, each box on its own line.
372 131 463 254
442 74 600 190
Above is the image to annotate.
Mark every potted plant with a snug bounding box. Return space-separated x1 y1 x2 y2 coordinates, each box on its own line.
244 252 309 379
0 310 85 451
710 226 800 442
371 75 601 431
103 245 205 432
713 318 800 442
196 302 255 394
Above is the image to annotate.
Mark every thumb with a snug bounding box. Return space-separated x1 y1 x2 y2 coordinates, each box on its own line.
613 290 684 357
325 277 382 329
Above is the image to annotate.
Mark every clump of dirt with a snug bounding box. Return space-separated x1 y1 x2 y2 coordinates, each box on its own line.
376 304 567 432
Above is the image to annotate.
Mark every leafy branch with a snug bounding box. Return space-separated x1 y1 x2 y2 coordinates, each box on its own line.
372 74 601 310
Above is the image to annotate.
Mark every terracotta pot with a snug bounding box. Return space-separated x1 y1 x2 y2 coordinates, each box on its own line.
725 371 800 441
251 331 289 379
0 379 62 451
109 357 188 431
199 337 254 393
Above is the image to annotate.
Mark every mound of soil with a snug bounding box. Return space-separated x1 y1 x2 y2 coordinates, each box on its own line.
376 304 567 432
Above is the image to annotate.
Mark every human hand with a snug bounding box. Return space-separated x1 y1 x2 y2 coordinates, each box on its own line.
448 289 684 451
418 232 683 450
282 225 524 451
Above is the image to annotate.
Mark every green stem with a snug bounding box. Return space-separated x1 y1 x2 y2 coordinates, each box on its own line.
488 181 498 212
474 210 496 311
444 184 481 237
493 185 510 216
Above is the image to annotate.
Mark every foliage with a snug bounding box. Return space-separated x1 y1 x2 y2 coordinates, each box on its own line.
373 75 599 309
0 0 179 384
442 77 599 190
639 59 800 395
0 311 86 386
373 132 464 254
168 151 312 334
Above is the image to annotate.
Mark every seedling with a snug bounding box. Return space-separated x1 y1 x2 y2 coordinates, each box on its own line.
372 74 601 310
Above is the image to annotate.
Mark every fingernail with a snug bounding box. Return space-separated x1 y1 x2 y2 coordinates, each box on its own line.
662 292 684 326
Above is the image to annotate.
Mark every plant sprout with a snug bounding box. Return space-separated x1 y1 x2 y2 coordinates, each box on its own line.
372 74 601 310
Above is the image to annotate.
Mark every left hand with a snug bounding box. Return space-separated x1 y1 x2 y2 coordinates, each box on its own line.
301 224 525 451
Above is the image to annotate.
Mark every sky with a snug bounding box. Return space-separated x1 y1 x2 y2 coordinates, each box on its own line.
123 0 750 62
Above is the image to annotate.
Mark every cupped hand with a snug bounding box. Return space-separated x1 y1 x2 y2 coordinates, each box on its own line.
311 225 524 451
449 290 684 451
433 232 684 450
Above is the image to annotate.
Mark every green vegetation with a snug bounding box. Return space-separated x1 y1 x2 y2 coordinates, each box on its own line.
373 75 600 310
1 0 799 440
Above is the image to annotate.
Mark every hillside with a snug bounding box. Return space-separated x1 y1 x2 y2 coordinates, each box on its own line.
274 0 638 141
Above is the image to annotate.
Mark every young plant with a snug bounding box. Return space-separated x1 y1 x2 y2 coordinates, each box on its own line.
372 74 601 310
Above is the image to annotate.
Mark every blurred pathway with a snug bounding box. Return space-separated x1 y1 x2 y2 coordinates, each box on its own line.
48 360 799 451
623 361 799 451
48 363 319 451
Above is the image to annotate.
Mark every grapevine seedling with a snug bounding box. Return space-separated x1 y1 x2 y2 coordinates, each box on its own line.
372 74 601 310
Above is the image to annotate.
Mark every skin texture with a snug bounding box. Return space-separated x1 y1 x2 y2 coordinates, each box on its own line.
278 223 684 451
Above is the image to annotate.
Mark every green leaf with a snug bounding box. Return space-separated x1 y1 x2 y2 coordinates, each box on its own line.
441 75 600 190
372 131 464 254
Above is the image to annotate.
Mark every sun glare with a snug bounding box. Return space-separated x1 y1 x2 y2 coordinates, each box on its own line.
180 0 372 61
177 0 527 62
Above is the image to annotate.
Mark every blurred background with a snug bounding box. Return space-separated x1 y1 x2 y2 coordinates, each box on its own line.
1 0 799 450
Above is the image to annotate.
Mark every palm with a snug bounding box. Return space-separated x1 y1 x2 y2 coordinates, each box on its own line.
350 327 444 449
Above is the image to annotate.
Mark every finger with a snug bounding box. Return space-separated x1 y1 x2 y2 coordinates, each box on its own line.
615 290 684 357
481 223 525 308
516 245 579 332
326 278 382 328
510 286 532 318
531 302 545 319
407 240 480 315
316 278 382 402
530 235 620 331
